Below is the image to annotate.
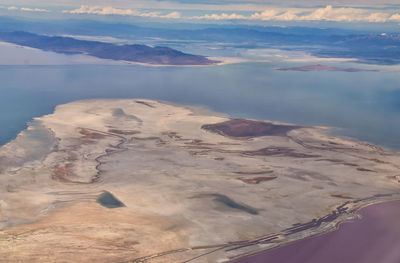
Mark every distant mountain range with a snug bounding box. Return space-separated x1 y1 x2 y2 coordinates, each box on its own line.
0 31 217 65
0 17 399 65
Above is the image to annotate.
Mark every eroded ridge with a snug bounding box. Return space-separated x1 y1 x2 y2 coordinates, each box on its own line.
0 99 399 263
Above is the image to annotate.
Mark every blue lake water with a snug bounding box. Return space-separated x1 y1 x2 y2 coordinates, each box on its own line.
1 62 400 150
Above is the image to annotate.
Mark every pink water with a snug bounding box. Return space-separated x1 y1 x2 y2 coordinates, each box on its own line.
237 200 400 263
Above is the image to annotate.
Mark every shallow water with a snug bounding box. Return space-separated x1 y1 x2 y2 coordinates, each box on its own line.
0 120 55 171
236 200 400 263
96 191 125 209
1 62 400 150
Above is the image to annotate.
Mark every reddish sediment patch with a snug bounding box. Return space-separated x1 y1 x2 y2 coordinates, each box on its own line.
234 170 274 175
239 177 277 184
52 163 75 183
202 119 298 138
108 129 140 135
357 167 376 172
331 194 354 199
243 147 320 158
78 128 107 144
316 159 359 167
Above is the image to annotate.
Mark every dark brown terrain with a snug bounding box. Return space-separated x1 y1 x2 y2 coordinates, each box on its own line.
202 119 299 138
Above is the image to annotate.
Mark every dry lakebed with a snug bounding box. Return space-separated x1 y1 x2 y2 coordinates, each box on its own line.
0 99 399 262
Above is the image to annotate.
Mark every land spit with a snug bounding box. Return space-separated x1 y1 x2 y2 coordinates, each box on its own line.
0 99 399 262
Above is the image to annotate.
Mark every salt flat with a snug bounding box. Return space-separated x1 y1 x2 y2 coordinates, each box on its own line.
0 99 399 262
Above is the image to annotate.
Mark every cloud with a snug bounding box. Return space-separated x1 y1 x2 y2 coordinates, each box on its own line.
62 5 181 18
364 12 390 23
274 10 300 21
193 5 400 23
6 3 392 23
0 6 50 12
297 5 389 22
162 11 181 19
249 9 280 20
64 5 134 15
20 7 50 12
192 12 245 20
389 13 400 22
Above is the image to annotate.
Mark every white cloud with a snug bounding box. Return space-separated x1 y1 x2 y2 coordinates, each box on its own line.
192 12 245 20
64 5 133 15
20 7 50 12
136 11 181 19
62 5 180 18
249 9 281 20
162 11 181 19
3 3 391 23
192 5 399 23
389 13 400 22
274 10 300 21
364 12 390 23
1 6 50 12
297 5 389 22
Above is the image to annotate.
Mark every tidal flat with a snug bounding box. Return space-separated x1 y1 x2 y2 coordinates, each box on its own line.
0 99 399 262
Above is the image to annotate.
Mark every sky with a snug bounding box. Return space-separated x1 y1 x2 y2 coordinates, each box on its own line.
1 0 400 26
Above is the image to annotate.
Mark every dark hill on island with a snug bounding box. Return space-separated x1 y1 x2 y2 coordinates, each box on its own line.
0 31 217 65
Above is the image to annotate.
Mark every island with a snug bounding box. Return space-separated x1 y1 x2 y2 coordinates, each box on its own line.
0 99 399 262
0 31 218 65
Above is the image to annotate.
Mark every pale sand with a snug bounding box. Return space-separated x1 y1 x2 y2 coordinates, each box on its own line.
0 99 399 262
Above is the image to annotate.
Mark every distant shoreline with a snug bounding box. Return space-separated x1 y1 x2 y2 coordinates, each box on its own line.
277 64 379 72
0 31 219 66
0 40 250 67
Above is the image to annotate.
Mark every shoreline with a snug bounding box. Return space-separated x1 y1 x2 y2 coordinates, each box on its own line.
0 41 271 67
0 41 223 67
229 194 400 262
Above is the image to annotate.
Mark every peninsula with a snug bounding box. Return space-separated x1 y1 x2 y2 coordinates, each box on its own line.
0 99 399 262
0 31 217 65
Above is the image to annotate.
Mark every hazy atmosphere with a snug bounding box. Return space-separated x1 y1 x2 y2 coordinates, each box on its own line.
1 1 399 262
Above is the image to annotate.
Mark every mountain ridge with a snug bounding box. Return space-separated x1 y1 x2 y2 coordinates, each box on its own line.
0 31 217 65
